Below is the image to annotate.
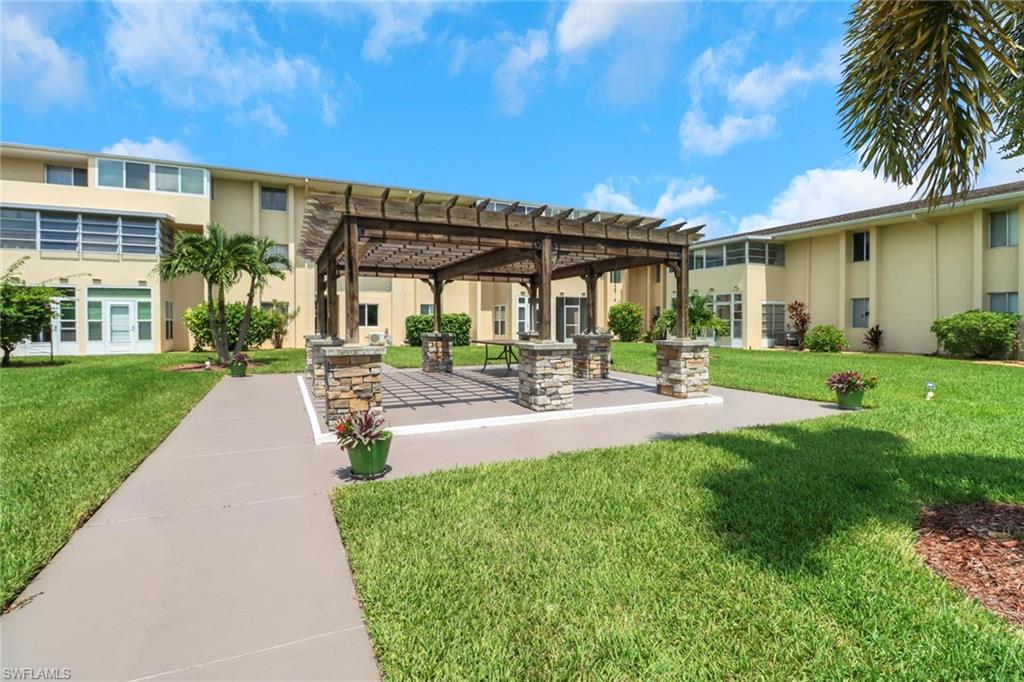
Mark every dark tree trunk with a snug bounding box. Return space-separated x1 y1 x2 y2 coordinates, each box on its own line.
1 345 12 367
205 283 225 362
216 287 230 364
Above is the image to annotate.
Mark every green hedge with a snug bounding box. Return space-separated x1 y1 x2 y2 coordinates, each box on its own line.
183 303 275 351
404 313 472 346
608 302 644 342
931 310 1021 358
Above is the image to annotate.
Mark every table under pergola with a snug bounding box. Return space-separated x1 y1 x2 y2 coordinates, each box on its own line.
297 185 714 424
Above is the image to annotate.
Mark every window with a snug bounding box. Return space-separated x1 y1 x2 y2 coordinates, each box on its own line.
87 301 102 341
704 246 725 268
766 243 786 266
97 158 206 195
725 242 746 265
359 303 378 326
852 232 870 262
137 301 152 341
57 290 76 342
851 298 870 328
517 295 532 334
260 300 289 314
748 241 767 263
654 265 661 283
81 214 119 253
120 217 160 254
714 293 742 338
267 243 289 270
989 292 1019 314
155 165 180 192
39 212 78 251
125 162 150 190
493 305 507 336
762 302 785 342
46 165 87 187
0 208 37 249
990 209 1020 248
164 301 174 340
609 270 622 283
688 250 705 270
419 304 434 315
98 159 124 187
260 186 287 211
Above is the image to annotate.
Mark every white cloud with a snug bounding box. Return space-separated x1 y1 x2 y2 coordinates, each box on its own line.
555 1 686 103
679 110 776 156
584 176 719 223
686 37 749 104
1 9 86 108
102 137 194 162
493 30 549 116
244 104 288 136
738 168 916 232
727 43 841 111
104 2 351 130
980 150 1024 186
360 2 444 63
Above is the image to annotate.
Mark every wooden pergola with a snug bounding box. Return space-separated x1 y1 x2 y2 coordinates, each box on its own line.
299 186 704 343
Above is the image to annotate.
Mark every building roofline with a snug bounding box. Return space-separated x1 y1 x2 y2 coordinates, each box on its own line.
695 180 1024 247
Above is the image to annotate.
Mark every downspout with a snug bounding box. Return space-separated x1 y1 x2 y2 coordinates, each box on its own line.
911 212 940 353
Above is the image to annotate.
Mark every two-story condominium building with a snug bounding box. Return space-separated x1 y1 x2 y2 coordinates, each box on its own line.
2 141 1020 358
666 183 1023 353
0 142 629 356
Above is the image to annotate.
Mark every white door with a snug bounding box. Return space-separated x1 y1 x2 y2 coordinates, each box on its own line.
105 301 135 353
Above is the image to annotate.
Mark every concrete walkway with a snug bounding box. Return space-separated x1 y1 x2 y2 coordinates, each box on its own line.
3 372 836 680
2 375 378 681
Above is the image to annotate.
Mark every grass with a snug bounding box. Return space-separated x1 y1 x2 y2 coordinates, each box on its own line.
381 344 488 368
333 344 1024 679
0 348 303 607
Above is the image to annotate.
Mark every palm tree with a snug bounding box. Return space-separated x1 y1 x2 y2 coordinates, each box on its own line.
234 238 291 354
838 2 1022 206
158 223 253 364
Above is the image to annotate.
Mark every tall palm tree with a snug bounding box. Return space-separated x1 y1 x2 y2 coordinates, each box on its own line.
234 238 291 354
839 1 1022 206
158 223 253 364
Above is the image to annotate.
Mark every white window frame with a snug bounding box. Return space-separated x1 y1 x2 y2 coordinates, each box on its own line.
96 158 209 197
761 301 786 346
359 303 379 326
493 304 507 337
419 304 434 316
988 291 1019 314
516 295 532 334
989 209 1020 248
164 300 174 340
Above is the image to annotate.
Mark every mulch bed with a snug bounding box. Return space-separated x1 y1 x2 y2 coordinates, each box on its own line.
916 502 1024 627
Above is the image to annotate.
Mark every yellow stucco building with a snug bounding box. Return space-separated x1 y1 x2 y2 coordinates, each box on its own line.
2 141 1020 357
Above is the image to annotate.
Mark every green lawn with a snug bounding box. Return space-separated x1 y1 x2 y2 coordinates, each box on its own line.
381 344 488 368
333 345 1024 679
0 348 303 607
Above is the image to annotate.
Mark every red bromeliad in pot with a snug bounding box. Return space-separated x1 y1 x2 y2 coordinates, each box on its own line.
336 411 393 479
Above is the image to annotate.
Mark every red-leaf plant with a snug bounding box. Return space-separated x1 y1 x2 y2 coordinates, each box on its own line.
336 411 391 450
826 370 879 395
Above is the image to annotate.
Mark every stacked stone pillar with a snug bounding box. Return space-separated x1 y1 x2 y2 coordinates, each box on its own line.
322 346 385 428
655 339 711 399
306 335 343 397
421 332 453 373
515 341 574 411
572 334 612 379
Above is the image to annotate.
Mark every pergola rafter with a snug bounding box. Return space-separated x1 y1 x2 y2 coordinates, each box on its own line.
301 188 703 341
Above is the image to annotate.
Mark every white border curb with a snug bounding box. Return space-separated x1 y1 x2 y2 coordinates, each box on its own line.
297 374 723 444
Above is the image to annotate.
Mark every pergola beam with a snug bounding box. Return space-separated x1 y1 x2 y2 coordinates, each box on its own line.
435 247 534 281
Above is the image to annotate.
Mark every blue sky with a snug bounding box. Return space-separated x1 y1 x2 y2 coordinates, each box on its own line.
3 1 1021 237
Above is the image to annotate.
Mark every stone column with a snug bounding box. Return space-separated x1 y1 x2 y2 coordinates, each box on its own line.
572 334 612 379
516 341 574 411
655 339 710 399
308 336 343 397
421 332 453 373
322 345 385 428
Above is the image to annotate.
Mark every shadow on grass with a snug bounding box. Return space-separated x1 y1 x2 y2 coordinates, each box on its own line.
699 424 1024 572
4 359 70 369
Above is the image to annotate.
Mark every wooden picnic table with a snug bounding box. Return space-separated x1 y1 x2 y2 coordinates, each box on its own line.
472 339 518 375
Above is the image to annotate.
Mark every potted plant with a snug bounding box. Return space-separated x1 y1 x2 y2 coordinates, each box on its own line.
337 411 393 479
229 352 249 377
826 370 878 410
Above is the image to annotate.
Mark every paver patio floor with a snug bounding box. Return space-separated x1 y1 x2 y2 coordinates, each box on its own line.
3 371 836 680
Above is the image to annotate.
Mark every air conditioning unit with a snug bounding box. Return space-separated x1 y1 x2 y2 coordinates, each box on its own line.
368 332 386 346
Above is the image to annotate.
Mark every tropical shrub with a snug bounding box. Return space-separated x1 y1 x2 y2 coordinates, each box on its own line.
687 292 729 338
608 302 644 342
864 324 884 352
804 324 848 353
826 370 879 394
0 257 57 367
404 313 472 346
931 310 1021 359
787 300 811 349
184 302 275 351
266 300 300 350
336 411 392 450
